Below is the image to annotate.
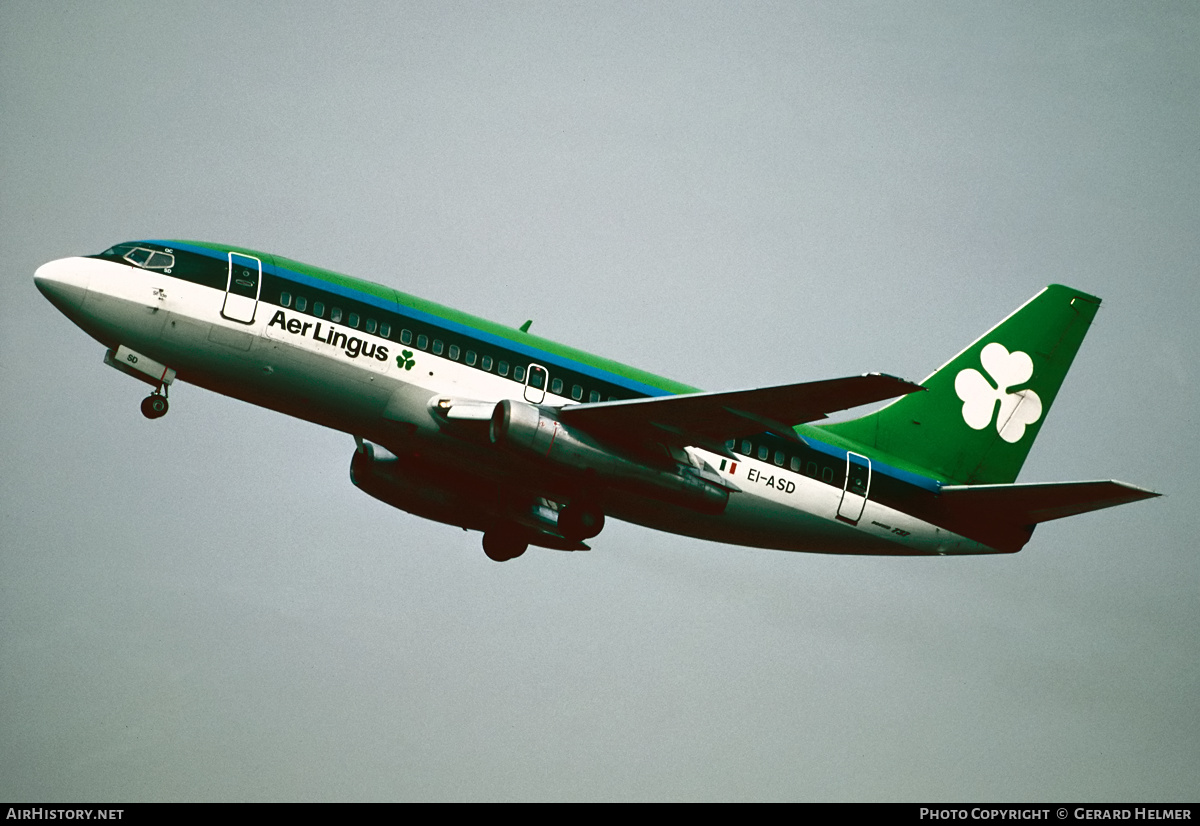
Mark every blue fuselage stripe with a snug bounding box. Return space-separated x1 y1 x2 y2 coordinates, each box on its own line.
152 240 941 493
154 240 675 398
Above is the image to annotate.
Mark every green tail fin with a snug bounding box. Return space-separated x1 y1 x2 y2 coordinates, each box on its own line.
819 285 1101 484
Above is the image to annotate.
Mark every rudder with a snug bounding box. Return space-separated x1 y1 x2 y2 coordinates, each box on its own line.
819 285 1101 484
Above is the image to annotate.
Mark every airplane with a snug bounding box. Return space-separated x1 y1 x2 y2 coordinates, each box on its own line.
34 240 1159 561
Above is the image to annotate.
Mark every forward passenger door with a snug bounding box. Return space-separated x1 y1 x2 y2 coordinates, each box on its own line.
221 252 262 324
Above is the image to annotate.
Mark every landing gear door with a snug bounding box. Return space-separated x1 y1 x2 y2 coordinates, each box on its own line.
837 452 871 524
222 252 262 324
524 364 548 404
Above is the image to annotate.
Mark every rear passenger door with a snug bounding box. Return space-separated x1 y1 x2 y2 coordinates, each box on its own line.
836 452 871 524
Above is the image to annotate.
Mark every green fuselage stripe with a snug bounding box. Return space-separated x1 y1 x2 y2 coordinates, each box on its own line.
99 240 945 508
160 239 696 397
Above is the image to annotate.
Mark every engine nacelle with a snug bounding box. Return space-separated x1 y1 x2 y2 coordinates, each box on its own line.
490 399 728 514
350 442 495 531
349 440 596 550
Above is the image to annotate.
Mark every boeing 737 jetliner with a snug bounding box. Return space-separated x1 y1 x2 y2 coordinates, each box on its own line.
35 241 1158 560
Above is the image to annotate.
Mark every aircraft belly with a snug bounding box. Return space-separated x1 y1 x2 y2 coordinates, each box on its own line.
94 278 998 556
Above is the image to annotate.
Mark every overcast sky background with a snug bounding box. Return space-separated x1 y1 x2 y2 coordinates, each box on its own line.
2 1 1196 802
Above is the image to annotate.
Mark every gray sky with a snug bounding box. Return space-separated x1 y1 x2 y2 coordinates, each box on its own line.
2 1 1196 802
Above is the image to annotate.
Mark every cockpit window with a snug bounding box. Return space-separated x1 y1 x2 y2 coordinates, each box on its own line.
115 246 175 271
126 248 152 266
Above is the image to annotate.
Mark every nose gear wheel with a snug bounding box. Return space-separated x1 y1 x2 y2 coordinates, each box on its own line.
141 392 169 419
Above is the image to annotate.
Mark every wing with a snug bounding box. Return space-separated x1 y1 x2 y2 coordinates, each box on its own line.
558 373 924 449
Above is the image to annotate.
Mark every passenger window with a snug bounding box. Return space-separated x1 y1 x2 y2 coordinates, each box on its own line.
551 378 564 395
465 350 477 366
296 296 307 312
758 445 769 461
366 318 378 334
481 355 493 371
726 440 736 451
822 467 834 483
380 323 391 339
280 292 292 308
432 339 444 355
790 456 801 473
448 344 460 361
741 440 752 455
400 329 412 345
331 307 343 323
498 360 509 377
417 334 428 350
806 462 818 478
571 385 583 401
348 312 359 328
589 390 601 403
313 301 325 318
774 450 785 467
513 365 525 382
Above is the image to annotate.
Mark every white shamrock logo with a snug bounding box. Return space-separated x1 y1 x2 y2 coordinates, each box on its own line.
954 342 1043 443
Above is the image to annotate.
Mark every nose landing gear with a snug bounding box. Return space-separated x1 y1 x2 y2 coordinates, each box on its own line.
103 345 175 420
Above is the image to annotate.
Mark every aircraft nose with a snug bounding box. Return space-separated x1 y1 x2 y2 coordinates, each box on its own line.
34 257 91 313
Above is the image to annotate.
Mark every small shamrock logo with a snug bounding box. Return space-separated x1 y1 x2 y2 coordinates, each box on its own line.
954 342 1043 443
396 350 415 371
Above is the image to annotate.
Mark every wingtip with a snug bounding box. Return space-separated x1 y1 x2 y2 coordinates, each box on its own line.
1119 482 1163 500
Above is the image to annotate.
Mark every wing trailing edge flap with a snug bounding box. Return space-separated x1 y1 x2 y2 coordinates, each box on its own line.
937 480 1161 525
558 373 924 451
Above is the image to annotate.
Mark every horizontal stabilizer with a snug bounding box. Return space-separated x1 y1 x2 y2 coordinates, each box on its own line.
938 480 1161 525
559 373 923 447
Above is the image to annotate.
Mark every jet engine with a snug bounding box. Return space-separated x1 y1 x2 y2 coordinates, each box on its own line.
350 441 494 532
349 440 594 554
489 399 729 514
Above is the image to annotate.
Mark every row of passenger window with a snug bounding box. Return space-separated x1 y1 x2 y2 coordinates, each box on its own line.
279 288 622 404
280 291 392 338
727 438 841 485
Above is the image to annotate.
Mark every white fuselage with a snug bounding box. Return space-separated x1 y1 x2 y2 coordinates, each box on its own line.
35 254 994 556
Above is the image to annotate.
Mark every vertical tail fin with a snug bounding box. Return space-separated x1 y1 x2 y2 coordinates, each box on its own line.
820 285 1101 484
